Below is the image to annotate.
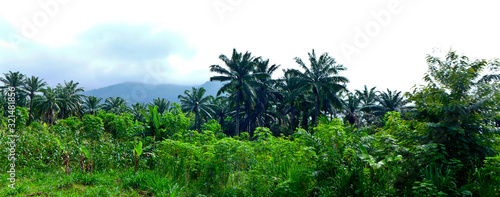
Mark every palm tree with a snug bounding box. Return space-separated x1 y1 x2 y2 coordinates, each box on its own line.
477 59 500 83
56 80 85 118
102 97 128 114
131 102 147 122
178 87 213 131
277 69 305 133
83 96 102 115
150 98 171 115
356 85 378 107
356 85 379 124
23 76 47 125
342 92 362 126
0 71 27 107
373 89 409 117
208 96 231 133
35 87 62 125
252 58 280 129
289 49 349 126
209 48 265 135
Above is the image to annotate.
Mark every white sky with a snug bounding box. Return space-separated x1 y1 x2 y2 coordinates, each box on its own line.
0 0 499 92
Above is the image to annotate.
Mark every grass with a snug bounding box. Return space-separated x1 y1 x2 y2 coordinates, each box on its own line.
0 169 176 196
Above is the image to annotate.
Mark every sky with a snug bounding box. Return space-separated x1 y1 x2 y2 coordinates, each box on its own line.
0 0 499 92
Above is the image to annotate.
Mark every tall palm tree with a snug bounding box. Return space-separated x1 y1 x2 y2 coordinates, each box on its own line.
150 98 171 115
277 69 305 133
178 87 213 131
35 87 62 125
83 96 103 115
102 97 128 114
319 87 344 119
209 49 265 135
0 71 27 107
289 49 349 126
23 76 47 125
251 58 280 129
56 80 85 118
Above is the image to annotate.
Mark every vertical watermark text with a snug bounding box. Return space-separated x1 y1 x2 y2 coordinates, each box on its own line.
6 86 18 189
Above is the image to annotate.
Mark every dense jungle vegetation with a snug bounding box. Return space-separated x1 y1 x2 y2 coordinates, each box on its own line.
1 49 499 196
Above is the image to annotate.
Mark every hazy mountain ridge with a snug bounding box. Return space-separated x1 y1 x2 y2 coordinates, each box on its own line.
83 81 223 104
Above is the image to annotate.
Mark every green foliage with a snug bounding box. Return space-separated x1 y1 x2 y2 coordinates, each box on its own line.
465 155 500 196
79 146 90 159
161 103 190 139
15 106 28 129
410 51 499 162
96 111 137 139
133 141 143 172
133 141 143 158
82 115 103 140
411 180 448 197
0 50 499 196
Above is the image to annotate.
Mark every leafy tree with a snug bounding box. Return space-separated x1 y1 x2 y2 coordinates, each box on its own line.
178 87 213 131
410 51 500 183
288 49 348 126
23 76 47 125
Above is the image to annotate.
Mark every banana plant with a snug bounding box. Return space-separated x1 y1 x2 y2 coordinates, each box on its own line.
133 141 143 172
55 138 71 174
358 143 402 181
79 146 93 174
142 105 162 140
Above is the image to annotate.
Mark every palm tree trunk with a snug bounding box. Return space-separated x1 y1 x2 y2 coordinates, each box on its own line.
314 90 319 127
28 93 34 125
235 90 241 136
220 116 225 133
290 102 295 134
195 110 200 131
301 111 309 131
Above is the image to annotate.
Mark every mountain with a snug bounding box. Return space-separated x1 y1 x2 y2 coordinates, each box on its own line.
83 81 223 104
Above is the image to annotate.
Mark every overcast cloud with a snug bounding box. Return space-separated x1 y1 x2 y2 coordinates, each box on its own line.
0 1 499 92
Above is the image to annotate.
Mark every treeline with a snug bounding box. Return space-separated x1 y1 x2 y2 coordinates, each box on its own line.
1 49 411 137
1 49 500 196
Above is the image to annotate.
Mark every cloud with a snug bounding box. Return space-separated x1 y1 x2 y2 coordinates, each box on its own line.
75 23 195 61
0 22 197 90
